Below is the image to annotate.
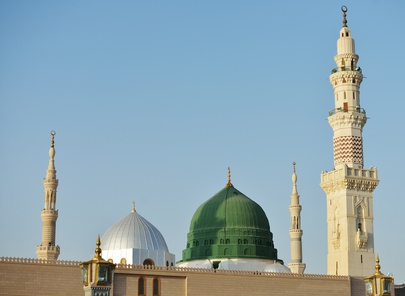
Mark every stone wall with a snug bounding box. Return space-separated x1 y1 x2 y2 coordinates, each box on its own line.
0 258 366 296
0 257 82 296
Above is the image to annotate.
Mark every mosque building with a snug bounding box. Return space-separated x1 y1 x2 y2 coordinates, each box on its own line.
0 6 396 296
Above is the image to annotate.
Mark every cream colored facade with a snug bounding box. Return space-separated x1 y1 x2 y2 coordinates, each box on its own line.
320 8 379 277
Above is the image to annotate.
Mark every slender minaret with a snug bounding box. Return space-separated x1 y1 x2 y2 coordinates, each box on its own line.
288 162 306 274
36 131 60 260
320 7 379 277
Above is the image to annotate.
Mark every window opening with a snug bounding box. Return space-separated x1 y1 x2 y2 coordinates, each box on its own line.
153 278 160 296
138 277 146 296
143 258 154 266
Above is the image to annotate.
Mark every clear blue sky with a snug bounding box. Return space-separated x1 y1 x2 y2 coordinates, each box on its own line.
1 0 404 282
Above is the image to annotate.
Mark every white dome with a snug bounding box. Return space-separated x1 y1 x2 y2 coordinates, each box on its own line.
101 211 169 252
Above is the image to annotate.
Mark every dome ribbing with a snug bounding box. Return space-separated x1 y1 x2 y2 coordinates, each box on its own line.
101 211 169 252
181 185 279 262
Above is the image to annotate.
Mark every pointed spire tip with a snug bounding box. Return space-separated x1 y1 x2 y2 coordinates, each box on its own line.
95 234 102 259
292 162 298 195
50 130 56 148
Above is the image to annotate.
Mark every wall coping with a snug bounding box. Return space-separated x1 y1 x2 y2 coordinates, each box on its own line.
0 257 349 280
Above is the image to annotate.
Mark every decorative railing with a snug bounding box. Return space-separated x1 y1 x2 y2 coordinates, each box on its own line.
0 256 80 266
331 66 362 74
321 166 378 182
115 263 349 280
36 245 60 251
0 257 349 280
328 106 366 116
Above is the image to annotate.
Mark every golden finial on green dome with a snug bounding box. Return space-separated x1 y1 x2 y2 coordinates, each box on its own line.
226 167 233 187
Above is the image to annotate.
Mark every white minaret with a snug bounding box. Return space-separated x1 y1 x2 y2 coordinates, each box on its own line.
36 131 60 260
320 7 379 277
288 162 306 274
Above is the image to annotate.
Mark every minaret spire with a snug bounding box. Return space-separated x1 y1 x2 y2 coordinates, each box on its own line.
288 162 306 274
320 7 379 277
341 5 348 27
36 131 60 260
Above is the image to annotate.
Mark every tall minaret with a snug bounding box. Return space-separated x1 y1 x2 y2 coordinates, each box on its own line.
288 162 306 274
36 131 60 260
320 7 379 277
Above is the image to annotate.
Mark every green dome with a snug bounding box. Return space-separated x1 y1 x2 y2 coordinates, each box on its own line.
181 185 279 262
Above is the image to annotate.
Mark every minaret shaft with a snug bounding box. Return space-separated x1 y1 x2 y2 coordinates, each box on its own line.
320 7 379 277
288 163 306 274
36 131 60 260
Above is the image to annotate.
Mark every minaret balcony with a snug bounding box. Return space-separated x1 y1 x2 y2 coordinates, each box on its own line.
321 165 378 181
321 165 379 194
328 106 366 116
36 245 60 252
331 66 362 73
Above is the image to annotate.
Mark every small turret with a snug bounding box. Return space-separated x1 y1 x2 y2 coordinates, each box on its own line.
80 235 116 296
364 255 395 296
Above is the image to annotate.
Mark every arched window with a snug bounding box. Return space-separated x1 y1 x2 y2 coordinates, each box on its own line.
244 248 250 255
153 278 160 296
138 277 146 296
225 239 230 244
356 206 364 232
143 258 154 266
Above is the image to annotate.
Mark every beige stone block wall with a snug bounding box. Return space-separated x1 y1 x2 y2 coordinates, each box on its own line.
0 258 82 296
350 276 366 296
185 272 351 296
112 265 364 296
113 267 186 296
0 259 366 296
